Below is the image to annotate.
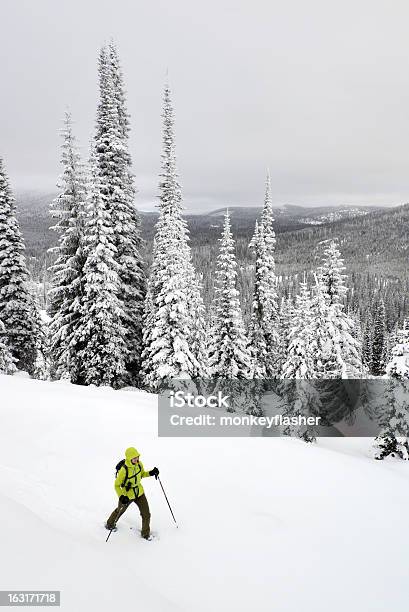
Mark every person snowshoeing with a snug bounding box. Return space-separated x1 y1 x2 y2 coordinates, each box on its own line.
105 447 159 540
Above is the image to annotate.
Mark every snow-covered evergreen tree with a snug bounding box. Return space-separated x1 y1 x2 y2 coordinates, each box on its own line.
371 299 387 376
249 221 268 377
319 241 362 377
308 274 340 378
189 273 209 377
0 318 16 375
278 295 295 369
279 278 319 442
281 278 314 379
362 315 373 372
384 321 409 379
48 112 87 382
32 333 50 381
306 276 353 425
320 240 347 305
75 151 127 387
278 243 362 436
0 156 40 374
309 273 364 423
249 172 280 378
385 323 400 366
94 43 146 384
374 321 409 460
208 211 251 378
141 84 201 389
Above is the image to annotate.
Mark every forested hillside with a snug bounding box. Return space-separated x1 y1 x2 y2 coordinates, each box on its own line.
195 204 409 329
17 191 408 330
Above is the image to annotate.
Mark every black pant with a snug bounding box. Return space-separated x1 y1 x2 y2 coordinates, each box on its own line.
106 494 151 537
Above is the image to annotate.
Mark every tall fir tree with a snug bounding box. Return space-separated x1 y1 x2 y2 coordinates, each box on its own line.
279 278 320 441
310 274 361 423
48 112 87 382
385 323 400 366
94 43 146 385
371 299 387 376
0 157 40 374
374 321 409 460
309 274 340 378
249 221 268 377
319 241 362 377
249 171 280 378
362 315 373 373
141 84 202 388
208 211 251 378
74 151 127 387
281 277 314 379
320 240 348 305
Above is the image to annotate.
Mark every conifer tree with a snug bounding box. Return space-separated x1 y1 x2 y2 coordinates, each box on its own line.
278 295 295 368
208 211 251 378
141 84 201 388
309 274 340 378
32 325 50 381
371 299 387 376
386 323 400 366
75 152 127 387
0 318 16 375
108 42 146 382
281 278 314 379
362 315 373 372
48 112 87 382
375 321 409 460
249 172 280 378
249 221 268 378
319 241 362 377
94 43 146 384
190 273 209 377
310 273 361 423
0 157 40 373
279 278 320 441
320 240 348 305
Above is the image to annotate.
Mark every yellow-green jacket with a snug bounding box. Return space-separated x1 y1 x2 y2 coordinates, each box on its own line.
115 447 152 500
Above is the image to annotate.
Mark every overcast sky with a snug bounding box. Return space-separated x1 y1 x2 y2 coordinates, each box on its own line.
1 0 409 211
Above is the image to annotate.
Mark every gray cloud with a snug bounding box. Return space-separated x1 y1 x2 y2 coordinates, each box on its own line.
1 0 409 211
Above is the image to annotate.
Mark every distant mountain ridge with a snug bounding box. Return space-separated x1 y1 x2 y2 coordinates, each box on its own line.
13 190 408 325
13 189 394 259
205 203 383 217
14 190 387 218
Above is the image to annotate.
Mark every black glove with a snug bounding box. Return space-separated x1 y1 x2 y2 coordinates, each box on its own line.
149 467 159 479
119 495 128 505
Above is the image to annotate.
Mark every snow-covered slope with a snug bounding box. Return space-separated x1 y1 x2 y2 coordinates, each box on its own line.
1 374 408 612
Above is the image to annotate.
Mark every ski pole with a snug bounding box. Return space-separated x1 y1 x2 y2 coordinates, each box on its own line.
158 476 178 528
106 527 114 543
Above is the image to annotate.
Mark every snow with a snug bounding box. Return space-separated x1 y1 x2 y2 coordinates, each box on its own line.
1 374 409 611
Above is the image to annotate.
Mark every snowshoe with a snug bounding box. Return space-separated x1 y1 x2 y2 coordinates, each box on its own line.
130 527 158 541
142 533 159 541
142 531 159 541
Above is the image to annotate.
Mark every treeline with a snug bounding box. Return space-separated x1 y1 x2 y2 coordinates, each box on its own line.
23 203 409 331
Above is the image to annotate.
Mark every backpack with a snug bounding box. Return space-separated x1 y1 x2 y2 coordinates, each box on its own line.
115 459 129 487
